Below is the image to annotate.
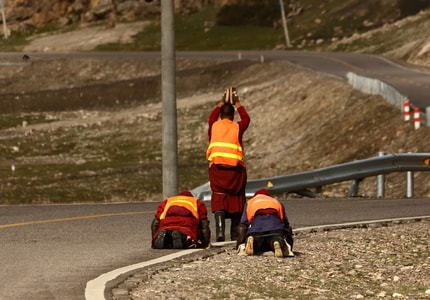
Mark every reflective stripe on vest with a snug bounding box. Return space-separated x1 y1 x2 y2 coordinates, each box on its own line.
206 119 244 166
159 196 199 220
246 194 284 223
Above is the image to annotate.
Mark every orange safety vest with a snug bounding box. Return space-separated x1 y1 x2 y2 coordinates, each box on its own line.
246 194 284 223
159 195 199 220
206 119 245 167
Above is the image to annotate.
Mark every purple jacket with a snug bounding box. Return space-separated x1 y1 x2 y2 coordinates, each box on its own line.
239 202 290 235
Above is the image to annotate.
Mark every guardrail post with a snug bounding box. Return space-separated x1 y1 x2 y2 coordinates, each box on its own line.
406 171 414 198
376 151 385 198
348 179 360 197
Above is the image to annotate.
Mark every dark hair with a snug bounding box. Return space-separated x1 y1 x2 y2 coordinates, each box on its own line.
220 103 235 119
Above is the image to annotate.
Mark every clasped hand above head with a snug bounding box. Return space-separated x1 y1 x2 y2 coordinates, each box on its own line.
218 86 241 108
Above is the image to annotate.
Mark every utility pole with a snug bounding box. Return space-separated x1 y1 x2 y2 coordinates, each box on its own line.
161 0 178 198
0 0 9 39
279 0 291 48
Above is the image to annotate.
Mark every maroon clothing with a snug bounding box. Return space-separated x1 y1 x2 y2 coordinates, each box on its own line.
152 198 208 247
209 164 247 213
208 105 250 214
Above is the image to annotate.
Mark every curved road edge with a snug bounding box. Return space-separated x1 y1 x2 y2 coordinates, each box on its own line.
85 215 430 300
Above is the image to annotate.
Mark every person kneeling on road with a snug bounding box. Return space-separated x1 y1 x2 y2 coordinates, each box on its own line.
236 189 294 257
151 191 211 249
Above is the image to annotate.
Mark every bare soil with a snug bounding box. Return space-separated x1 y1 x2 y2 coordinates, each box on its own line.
1 24 430 204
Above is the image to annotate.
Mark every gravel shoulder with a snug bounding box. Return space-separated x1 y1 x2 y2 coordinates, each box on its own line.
112 218 430 300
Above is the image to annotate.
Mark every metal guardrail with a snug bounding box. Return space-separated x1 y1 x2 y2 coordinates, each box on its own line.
347 72 405 110
347 72 429 127
191 153 430 200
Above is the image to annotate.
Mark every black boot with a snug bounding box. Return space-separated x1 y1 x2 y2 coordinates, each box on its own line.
230 213 241 241
153 230 167 249
171 230 185 249
214 211 225 242
236 224 248 249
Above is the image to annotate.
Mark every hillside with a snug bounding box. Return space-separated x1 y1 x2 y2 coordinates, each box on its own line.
0 2 430 203
326 8 430 68
2 0 430 63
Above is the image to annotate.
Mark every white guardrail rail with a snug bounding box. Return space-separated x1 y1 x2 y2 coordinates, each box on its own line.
191 153 430 201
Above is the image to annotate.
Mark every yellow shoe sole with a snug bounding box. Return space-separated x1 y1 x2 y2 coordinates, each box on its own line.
274 241 283 258
245 236 254 255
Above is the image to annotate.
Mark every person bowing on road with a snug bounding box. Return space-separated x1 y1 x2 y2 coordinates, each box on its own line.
236 188 294 258
151 191 211 249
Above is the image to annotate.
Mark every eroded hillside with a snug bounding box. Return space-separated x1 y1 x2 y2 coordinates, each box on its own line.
1 56 429 204
1 1 430 203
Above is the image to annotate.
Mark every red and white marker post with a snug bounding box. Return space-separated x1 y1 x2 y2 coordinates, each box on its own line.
413 107 420 130
403 99 410 121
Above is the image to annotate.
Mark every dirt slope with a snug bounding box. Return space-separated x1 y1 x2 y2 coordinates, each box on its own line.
2 7 430 203
326 8 430 68
1 54 430 203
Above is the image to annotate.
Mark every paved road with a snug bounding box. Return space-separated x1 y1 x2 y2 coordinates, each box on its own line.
4 50 430 109
113 49 429 112
1 50 430 299
269 51 430 110
171 50 430 110
1 199 430 300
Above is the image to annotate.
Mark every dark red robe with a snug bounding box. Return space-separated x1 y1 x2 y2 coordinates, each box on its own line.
208 105 250 215
152 198 208 246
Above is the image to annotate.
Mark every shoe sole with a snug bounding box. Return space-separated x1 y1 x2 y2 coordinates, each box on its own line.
245 236 254 255
274 241 283 258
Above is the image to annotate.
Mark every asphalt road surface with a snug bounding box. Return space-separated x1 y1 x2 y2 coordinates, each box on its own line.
1 50 430 300
7 50 430 110
180 50 430 110
1 199 430 300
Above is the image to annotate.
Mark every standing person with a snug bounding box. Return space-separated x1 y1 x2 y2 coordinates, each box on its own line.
236 189 294 257
151 191 211 249
206 87 250 242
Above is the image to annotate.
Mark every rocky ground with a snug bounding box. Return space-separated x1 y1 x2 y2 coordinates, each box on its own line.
112 218 430 300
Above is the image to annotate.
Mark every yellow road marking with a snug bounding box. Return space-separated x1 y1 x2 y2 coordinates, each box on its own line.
0 211 152 229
